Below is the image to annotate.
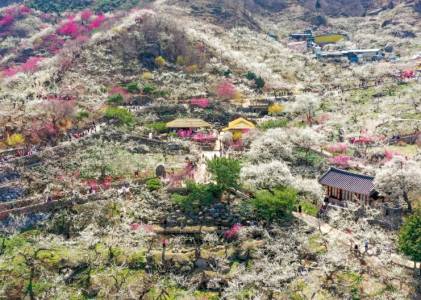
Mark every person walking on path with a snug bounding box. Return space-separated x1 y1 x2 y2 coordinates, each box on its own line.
364 240 369 253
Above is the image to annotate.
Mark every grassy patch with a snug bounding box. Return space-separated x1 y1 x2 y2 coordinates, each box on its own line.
258 118 289 130
298 200 318 217
307 233 327 255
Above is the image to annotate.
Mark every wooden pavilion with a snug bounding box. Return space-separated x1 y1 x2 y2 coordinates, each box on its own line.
166 118 211 129
222 117 255 132
319 167 379 206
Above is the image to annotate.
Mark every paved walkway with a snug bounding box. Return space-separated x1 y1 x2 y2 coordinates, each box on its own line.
293 212 418 270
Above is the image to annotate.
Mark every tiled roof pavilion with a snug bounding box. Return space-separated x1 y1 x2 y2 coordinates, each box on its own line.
319 167 375 196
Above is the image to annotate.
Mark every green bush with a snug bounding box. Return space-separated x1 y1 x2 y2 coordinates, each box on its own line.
398 211 421 268
76 110 90 121
223 69 232 77
298 200 318 216
146 122 168 133
251 187 297 222
125 82 140 93
143 84 156 94
146 178 161 191
245 71 257 81
128 250 146 269
107 94 124 106
295 148 325 167
258 119 288 130
172 182 219 213
207 157 241 191
104 107 134 126
255 76 265 90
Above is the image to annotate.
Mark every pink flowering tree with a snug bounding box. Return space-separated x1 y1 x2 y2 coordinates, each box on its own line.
329 155 352 168
88 14 106 31
80 9 93 22
224 223 242 240
216 80 236 100
20 56 44 73
326 143 348 154
57 19 80 38
191 132 217 143
177 129 193 138
2 56 44 77
190 98 210 108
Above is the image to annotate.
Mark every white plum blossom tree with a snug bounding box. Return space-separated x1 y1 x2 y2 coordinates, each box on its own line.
374 157 421 212
292 177 324 202
288 93 320 126
247 128 293 163
290 127 325 152
240 160 293 190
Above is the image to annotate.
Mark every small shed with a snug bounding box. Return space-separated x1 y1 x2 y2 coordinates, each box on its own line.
223 117 256 141
319 167 377 205
166 118 211 129
223 117 256 132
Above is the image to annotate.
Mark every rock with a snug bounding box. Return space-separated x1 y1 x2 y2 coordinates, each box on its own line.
381 19 393 27
392 31 416 38
195 258 209 270
384 44 393 52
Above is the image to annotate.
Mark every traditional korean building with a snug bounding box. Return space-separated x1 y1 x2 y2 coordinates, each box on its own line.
223 117 255 132
166 118 211 130
319 167 378 205
223 117 256 142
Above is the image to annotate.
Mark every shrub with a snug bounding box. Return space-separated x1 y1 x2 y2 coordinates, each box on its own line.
88 14 106 30
245 71 257 81
258 119 288 130
207 157 241 191
154 56 166 67
223 69 232 77
251 187 297 222
57 19 80 38
255 76 265 90
107 94 124 106
216 80 236 99
5 133 25 146
80 9 93 21
146 122 167 133
398 211 421 270
146 178 161 191
298 200 318 216
143 84 156 94
295 148 325 167
76 111 89 120
128 250 146 269
176 56 187 65
104 107 134 126
172 182 219 213
125 82 140 93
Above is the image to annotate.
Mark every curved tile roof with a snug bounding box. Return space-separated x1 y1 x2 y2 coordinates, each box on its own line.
319 167 375 196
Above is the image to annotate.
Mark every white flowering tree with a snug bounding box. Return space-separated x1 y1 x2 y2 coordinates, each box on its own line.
247 128 293 163
288 93 320 126
240 160 293 190
292 177 323 202
290 127 325 151
374 157 421 212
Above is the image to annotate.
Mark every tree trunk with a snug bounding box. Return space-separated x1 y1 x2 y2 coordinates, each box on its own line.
403 191 412 212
